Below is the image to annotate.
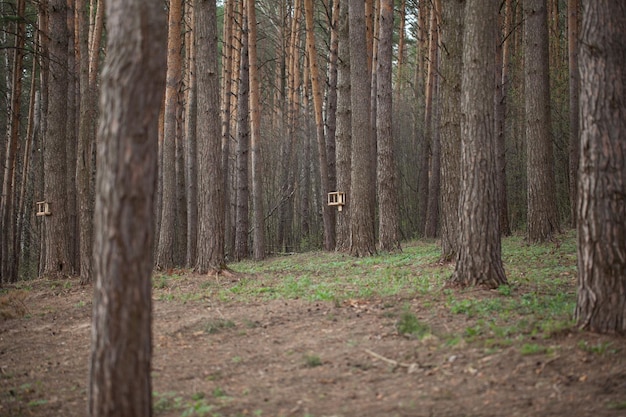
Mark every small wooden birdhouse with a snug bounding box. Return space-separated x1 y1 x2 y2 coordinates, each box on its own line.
36 201 51 217
327 192 346 211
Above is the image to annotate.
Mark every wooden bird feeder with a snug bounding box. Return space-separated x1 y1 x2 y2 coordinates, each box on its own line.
327 192 346 211
36 201 51 217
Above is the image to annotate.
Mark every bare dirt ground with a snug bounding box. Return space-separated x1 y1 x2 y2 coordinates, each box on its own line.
1 273 625 417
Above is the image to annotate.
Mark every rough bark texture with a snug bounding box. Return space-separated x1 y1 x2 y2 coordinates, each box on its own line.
451 0 507 288
335 0 351 252
195 0 225 272
525 0 560 243
156 0 183 270
575 0 626 334
348 0 376 257
304 0 335 251
247 0 266 260
234 16 250 262
439 0 463 261
376 0 400 252
88 1 166 415
42 0 72 278
568 0 580 228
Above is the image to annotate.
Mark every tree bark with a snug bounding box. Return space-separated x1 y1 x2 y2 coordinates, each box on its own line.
247 0 266 260
335 0 351 252
451 0 507 288
304 0 335 251
88 1 166 415
376 0 400 252
439 0 463 261
349 0 376 257
156 0 183 270
195 0 225 272
568 0 580 228
525 0 560 242
42 0 72 278
575 0 626 334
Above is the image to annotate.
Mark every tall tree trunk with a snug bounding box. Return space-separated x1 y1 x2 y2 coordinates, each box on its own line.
234 14 250 261
66 1 78 272
495 2 511 236
349 0 376 257
77 0 96 284
525 0 560 242
221 0 236 258
42 0 72 278
195 0 225 273
1 0 26 283
451 0 507 288
568 0 580 228
88 1 166 416
247 0 266 260
304 0 335 250
439 0 463 261
376 0 400 252
335 0 351 251
156 0 183 270
575 0 626 334
184 0 198 267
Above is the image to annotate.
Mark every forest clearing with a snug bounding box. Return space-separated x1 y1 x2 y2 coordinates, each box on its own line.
2 232 625 417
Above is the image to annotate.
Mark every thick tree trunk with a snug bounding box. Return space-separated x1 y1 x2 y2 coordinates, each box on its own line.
42 0 72 278
451 0 507 288
575 0 626 335
349 0 376 257
195 0 225 272
88 1 166 415
525 0 560 242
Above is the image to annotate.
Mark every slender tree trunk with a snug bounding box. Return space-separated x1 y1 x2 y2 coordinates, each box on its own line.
184 0 198 268
376 0 400 252
1 0 26 283
66 2 78 272
156 0 183 270
439 0 463 261
335 0 351 251
525 0 560 242
568 0 580 228
304 0 335 250
234 14 250 261
77 0 96 283
195 0 225 273
247 0 266 260
575 0 626 334
451 0 507 288
495 3 511 236
88 1 166 414
349 0 376 257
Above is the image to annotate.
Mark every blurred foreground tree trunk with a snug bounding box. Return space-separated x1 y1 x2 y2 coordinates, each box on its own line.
88 0 166 415
575 0 626 335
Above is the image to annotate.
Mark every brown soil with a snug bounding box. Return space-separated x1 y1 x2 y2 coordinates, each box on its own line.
1 274 625 417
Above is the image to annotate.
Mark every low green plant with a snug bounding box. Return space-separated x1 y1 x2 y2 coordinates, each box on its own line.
396 311 431 339
304 354 322 367
205 319 236 334
519 343 548 355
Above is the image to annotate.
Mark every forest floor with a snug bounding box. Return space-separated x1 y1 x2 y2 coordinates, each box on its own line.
1 232 626 417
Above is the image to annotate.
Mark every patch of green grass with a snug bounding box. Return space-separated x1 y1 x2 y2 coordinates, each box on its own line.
396 310 431 339
304 354 322 367
578 340 617 355
607 401 626 410
519 343 549 355
205 319 236 334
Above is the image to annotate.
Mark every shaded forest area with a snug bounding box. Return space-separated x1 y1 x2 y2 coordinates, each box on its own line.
2 0 576 279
